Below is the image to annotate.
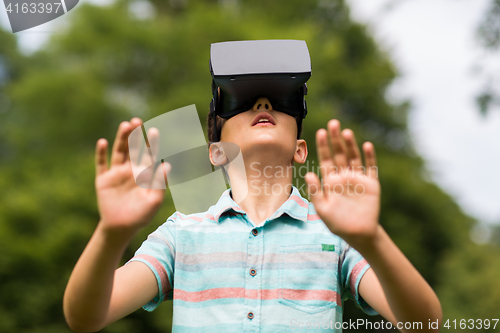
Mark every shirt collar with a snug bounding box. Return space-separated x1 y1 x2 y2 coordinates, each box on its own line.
212 189 246 222
212 186 310 223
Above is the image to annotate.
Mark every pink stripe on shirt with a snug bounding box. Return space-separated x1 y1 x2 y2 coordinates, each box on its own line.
174 287 340 305
307 214 321 221
133 254 171 296
289 195 309 209
350 259 368 296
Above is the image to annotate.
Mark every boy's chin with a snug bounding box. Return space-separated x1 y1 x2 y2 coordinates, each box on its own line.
241 135 295 154
247 134 285 146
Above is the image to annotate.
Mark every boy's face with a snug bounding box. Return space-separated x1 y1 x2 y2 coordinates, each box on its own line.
218 97 307 166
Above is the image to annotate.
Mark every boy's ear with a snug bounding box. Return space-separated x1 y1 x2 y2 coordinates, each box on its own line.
209 142 228 166
293 139 308 164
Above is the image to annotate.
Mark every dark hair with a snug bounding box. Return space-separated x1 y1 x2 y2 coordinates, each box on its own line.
207 113 226 143
206 112 303 142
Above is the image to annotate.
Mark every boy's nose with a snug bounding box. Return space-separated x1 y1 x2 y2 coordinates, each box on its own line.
252 97 273 111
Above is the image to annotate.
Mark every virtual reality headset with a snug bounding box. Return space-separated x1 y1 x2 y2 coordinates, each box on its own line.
209 40 312 141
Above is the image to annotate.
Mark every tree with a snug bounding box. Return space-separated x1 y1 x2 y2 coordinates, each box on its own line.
0 0 488 332
476 0 500 115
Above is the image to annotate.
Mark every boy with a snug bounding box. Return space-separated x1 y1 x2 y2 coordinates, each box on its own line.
63 65 442 333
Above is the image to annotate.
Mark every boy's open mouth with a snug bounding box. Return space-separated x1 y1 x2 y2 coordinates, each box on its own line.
251 113 276 126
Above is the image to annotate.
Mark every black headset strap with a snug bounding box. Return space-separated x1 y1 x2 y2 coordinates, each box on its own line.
297 83 308 139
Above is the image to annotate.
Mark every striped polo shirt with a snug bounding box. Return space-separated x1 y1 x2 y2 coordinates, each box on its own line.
129 186 376 332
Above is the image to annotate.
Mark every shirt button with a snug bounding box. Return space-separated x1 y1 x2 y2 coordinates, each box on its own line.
252 229 258 236
247 312 254 320
249 268 257 276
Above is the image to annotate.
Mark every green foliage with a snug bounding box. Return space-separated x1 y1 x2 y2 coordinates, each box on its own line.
475 0 500 115
0 0 495 332
437 242 500 329
478 0 500 50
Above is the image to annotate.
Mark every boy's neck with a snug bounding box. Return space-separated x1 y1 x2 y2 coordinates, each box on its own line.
229 160 294 226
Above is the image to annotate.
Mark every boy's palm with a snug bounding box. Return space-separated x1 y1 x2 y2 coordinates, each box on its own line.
306 120 380 245
95 118 168 234
309 170 380 242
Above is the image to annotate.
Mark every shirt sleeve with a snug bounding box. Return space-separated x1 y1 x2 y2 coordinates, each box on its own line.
126 214 177 311
339 244 378 315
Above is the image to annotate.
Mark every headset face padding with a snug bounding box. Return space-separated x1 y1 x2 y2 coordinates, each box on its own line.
213 72 309 119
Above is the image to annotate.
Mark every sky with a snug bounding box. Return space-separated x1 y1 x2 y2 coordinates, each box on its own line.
1 0 499 225
347 0 500 225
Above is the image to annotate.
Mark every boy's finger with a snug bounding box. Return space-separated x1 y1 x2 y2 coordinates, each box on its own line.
363 142 378 179
160 161 171 188
305 172 324 205
126 118 143 164
341 129 362 169
328 120 348 168
128 124 144 166
144 127 160 166
110 121 132 166
150 161 170 189
95 139 108 175
130 117 143 128
316 129 335 178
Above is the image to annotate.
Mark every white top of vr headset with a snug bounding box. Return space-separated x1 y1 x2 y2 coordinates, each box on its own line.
210 40 311 76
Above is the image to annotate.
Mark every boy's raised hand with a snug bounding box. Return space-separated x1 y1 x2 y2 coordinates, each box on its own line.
305 119 380 249
95 117 170 237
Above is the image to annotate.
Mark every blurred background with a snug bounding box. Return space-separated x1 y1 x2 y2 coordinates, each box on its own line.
0 0 499 332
